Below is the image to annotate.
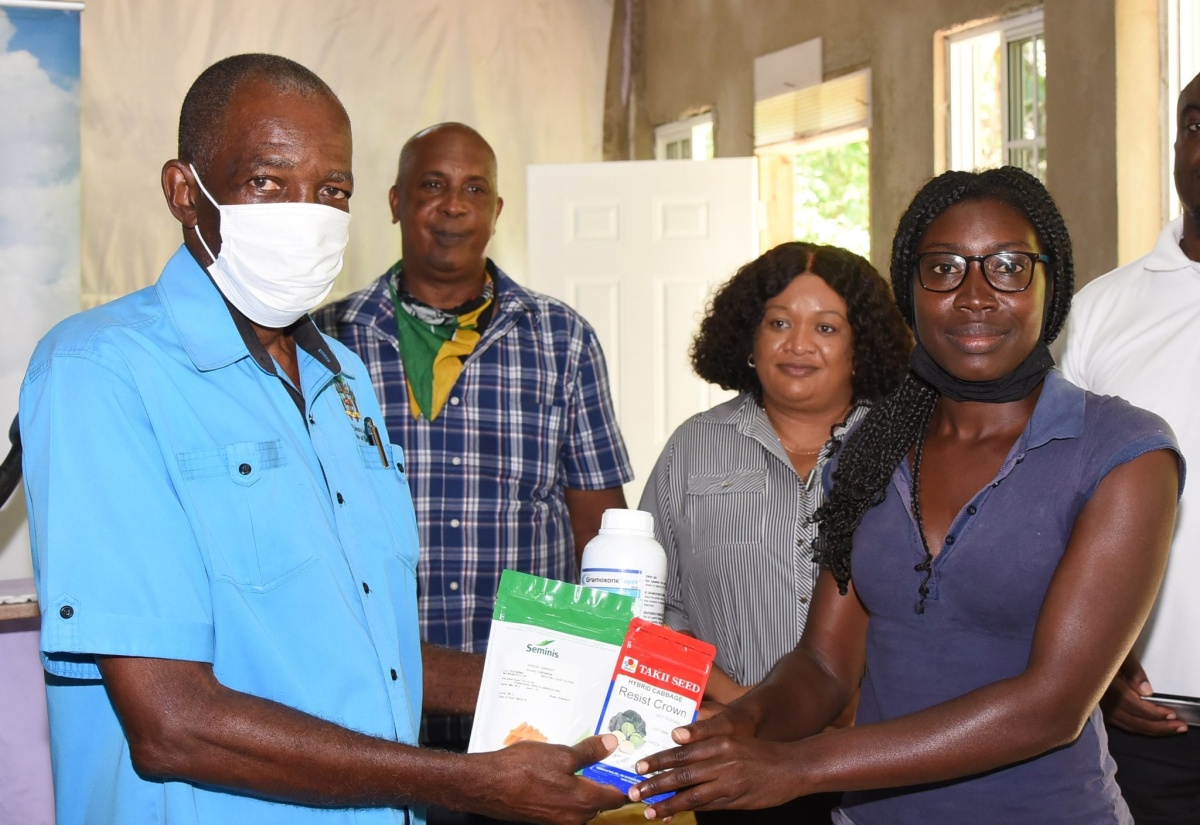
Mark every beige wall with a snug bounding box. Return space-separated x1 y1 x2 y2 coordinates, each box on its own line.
605 0 1163 289
77 0 614 308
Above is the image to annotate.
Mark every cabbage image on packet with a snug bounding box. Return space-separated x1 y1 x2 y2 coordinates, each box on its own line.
468 570 636 753
583 618 716 803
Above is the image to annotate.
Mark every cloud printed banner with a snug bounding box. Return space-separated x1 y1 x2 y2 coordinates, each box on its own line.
0 3 80 581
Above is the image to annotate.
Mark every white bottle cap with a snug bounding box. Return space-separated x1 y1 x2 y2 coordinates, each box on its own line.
599 508 654 534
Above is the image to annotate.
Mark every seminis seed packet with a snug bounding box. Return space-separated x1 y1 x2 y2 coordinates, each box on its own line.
468 570 636 754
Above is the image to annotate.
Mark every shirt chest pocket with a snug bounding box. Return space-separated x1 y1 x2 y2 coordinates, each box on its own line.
358 442 420 569
513 374 567 437
683 469 767 551
178 440 319 592
472 371 567 494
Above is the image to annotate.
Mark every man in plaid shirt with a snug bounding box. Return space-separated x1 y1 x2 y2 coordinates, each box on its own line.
315 123 632 819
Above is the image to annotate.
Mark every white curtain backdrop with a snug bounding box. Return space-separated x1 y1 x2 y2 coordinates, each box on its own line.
80 0 614 306
0 0 613 580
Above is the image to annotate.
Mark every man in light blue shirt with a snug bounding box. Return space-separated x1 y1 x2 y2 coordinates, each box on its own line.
20 53 622 825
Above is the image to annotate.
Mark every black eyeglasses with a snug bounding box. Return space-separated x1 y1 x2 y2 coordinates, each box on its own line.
914 251 1049 293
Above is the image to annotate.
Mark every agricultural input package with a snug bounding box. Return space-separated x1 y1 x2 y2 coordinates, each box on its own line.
582 618 716 802
467 570 636 753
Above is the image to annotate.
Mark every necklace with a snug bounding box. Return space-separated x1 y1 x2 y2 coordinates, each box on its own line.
779 440 826 456
772 403 855 458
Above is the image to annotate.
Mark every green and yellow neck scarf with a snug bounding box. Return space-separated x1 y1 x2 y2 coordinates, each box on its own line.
388 263 494 420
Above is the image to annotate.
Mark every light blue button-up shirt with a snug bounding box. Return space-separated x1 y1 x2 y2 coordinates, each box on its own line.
21 246 423 824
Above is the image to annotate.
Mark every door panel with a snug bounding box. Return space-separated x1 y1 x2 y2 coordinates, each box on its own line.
528 159 758 506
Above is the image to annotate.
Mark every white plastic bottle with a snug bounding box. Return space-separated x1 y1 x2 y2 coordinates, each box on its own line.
579 508 668 624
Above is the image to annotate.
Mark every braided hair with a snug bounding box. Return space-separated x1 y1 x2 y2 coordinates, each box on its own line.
812 167 1074 595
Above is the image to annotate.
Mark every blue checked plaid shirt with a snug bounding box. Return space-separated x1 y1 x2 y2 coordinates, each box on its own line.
314 260 632 659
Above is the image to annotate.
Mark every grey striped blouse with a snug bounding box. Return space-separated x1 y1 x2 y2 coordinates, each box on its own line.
638 393 868 686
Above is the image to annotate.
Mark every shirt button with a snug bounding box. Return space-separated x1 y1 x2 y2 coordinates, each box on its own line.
450 397 460 406
59 605 74 619
451 456 462 466
238 463 252 475
967 505 977 516
450 518 461 528
336 492 345 504
945 535 956 545
799 596 809 604
308 414 315 425
362 582 370 595
390 668 398 681
449 581 460 591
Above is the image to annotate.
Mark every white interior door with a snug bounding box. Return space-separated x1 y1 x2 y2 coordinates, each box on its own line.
527 158 759 506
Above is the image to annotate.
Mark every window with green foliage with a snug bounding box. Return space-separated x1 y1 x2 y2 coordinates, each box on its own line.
754 69 871 257
792 135 870 258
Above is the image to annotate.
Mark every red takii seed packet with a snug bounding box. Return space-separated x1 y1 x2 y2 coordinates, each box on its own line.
582 618 716 803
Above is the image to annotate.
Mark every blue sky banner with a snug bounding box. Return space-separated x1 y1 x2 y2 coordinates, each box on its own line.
0 1 80 581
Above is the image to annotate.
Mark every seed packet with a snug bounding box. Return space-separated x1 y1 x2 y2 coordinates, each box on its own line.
582 618 716 802
467 570 636 754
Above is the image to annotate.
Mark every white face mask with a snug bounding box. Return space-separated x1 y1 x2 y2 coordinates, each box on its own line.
189 164 351 328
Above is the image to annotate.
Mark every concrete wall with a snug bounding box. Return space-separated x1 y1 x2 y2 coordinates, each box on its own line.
604 0 1162 288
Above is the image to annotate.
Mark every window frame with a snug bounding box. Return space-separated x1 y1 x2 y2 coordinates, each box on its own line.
654 112 715 161
942 9 1046 179
751 69 872 256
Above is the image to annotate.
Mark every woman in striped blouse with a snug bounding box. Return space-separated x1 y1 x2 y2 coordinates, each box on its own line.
638 241 911 824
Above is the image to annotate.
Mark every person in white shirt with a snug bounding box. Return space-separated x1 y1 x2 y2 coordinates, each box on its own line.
1061 71 1200 824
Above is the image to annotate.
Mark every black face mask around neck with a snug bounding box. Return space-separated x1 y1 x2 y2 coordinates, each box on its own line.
909 341 1055 403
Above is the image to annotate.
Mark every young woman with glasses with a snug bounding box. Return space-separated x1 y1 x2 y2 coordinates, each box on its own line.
626 167 1183 824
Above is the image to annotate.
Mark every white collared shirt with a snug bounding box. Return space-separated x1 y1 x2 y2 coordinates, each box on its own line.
1062 216 1200 696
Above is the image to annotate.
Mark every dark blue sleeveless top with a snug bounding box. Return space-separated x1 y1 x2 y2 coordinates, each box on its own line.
837 371 1182 825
